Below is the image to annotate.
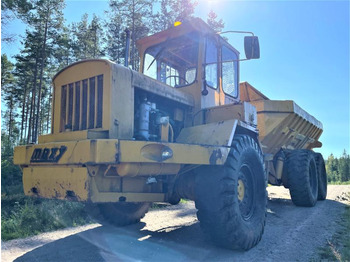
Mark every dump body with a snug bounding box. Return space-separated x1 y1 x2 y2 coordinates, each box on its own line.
240 82 323 155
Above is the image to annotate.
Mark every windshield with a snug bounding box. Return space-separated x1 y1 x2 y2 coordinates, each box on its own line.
143 32 199 88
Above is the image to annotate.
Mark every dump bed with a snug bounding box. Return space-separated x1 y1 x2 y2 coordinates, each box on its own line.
240 82 323 155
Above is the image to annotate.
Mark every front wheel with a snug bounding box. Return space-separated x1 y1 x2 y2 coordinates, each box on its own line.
195 135 267 250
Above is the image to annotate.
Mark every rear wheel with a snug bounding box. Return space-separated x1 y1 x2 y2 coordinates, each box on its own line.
315 153 327 200
286 149 318 207
195 135 267 250
86 202 151 226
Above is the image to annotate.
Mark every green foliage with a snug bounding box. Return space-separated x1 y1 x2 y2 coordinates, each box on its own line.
1 0 32 43
106 0 153 70
70 13 104 61
207 9 225 33
326 150 350 183
1 195 92 241
152 0 197 32
1 132 23 195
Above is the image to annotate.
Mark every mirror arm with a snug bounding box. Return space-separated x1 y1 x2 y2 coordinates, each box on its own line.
218 31 255 36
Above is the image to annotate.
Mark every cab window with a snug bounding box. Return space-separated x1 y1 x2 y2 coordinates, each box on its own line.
205 37 218 89
143 32 199 88
222 45 238 97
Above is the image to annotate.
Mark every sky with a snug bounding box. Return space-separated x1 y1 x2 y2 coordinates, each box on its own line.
1 0 349 158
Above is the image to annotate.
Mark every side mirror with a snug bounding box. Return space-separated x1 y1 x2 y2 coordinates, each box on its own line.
244 36 260 59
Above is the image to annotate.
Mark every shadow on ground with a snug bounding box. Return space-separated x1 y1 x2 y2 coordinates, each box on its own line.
14 196 348 262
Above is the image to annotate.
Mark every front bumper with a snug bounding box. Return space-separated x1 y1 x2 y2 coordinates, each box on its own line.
14 139 230 202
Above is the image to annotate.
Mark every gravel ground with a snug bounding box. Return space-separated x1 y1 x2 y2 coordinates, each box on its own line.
2 185 349 262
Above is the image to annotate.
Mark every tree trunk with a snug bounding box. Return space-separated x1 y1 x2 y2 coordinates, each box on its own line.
27 55 39 144
20 83 28 142
33 13 49 143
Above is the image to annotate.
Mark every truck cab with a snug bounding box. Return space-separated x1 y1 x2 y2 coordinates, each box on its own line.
138 18 240 112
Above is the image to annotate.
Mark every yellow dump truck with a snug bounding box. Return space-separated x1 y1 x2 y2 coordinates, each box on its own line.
14 18 327 250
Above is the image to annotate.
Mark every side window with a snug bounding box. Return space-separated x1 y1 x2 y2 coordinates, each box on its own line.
205 37 218 89
222 45 238 97
160 62 179 87
185 68 196 83
144 53 157 79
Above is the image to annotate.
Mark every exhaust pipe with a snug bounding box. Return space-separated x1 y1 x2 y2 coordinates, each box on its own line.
124 29 130 67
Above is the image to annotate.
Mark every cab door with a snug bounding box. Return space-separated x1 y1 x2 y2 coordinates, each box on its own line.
201 37 220 109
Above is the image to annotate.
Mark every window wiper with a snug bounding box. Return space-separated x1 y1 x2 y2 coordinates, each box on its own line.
147 46 166 71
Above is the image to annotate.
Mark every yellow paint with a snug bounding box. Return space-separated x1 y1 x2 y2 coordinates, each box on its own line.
14 139 118 165
238 179 245 201
118 140 229 165
23 166 89 201
52 59 112 137
116 162 180 177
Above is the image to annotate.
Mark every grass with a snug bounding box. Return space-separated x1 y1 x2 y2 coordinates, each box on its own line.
328 181 350 185
1 194 93 241
318 193 350 261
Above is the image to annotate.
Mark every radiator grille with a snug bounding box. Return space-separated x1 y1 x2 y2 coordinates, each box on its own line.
60 74 103 132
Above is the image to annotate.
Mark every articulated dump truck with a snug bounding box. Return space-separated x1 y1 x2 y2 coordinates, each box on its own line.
14 18 326 250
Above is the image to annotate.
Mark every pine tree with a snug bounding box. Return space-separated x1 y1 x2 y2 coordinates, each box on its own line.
106 0 153 70
13 53 34 143
1 54 19 145
1 0 32 43
152 0 197 33
170 0 197 22
207 9 225 33
89 14 104 58
71 13 104 60
24 0 65 143
338 150 350 182
54 25 74 69
152 0 177 32
104 10 126 64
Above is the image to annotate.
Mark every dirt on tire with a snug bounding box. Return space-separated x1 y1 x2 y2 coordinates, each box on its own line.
2 185 349 262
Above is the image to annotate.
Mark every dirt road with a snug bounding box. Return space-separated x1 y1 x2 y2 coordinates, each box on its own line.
2 185 349 262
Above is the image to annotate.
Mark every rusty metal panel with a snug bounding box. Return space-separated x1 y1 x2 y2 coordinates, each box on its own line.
239 81 269 102
53 59 112 136
131 69 194 107
14 139 118 165
177 120 237 146
118 140 230 165
38 130 108 143
110 64 134 139
250 99 323 155
23 166 89 201
116 163 181 177
204 102 257 127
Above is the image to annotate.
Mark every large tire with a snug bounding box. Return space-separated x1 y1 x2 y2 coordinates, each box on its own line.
286 149 318 207
86 202 151 226
195 135 267 250
315 153 327 200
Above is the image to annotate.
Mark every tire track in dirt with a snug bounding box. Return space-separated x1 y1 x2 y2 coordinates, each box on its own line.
2 185 349 262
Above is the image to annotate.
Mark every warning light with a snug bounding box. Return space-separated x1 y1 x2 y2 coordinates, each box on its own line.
174 21 182 27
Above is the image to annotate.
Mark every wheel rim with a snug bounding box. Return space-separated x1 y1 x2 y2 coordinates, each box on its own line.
237 179 245 201
238 164 255 221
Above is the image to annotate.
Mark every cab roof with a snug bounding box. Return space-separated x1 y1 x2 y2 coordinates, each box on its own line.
136 18 217 54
